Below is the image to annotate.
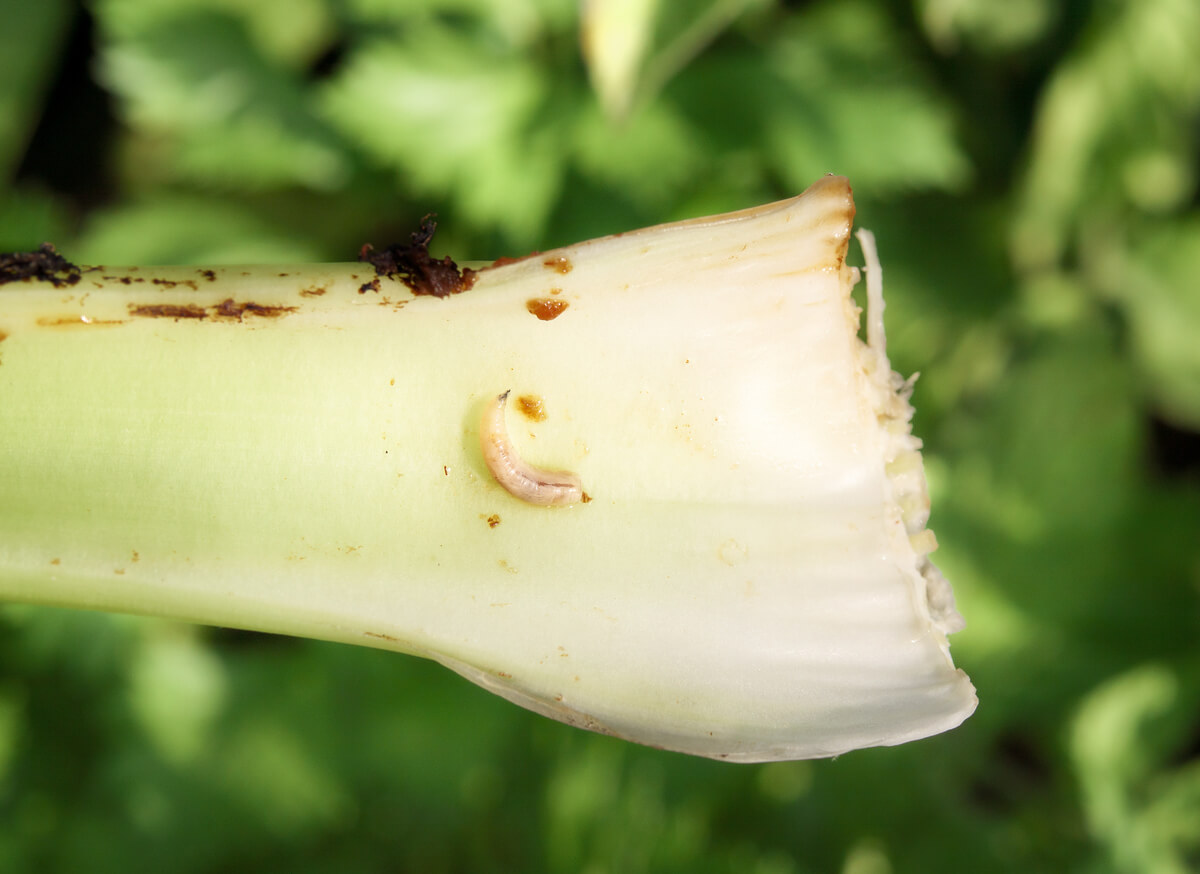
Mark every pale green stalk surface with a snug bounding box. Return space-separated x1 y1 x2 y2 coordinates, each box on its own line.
0 177 975 761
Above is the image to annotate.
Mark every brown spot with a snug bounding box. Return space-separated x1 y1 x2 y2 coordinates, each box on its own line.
581 492 592 503
299 285 326 297
549 287 561 295
128 300 296 321
526 298 569 320
151 278 199 290
131 550 139 563
0 331 7 342
359 277 381 294
211 298 297 321
488 251 541 268
516 394 546 421
543 256 572 274
443 465 450 475
496 671 512 679
0 244 81 287
129 303 208 320
363 630 401 642
277 272 290 278
389 378 395 386
199 269 217 282
114 568 125 575
359 215 477 297
486 514 501 528
50 558 60 565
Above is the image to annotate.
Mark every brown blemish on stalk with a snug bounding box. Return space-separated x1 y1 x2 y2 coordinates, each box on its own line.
0 244 81 287
199 269 217 282
359 277 380 294
486 514 501 528
488 251 541 268
50 558 61 565
363 630 401 643
516 395 546 421
543 256 572 274
526 298 569 320
128 300 297 321
129 303 208 320
359 214 476 297
151 278 199 291
211 298 297 320
300 285 326 297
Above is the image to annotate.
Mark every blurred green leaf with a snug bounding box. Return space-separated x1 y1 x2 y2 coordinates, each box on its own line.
764 0 971 194
320 27 562 243
97 9 347 190
1092 219 1200 429
0 0 74 180
915 0 1058 53
1072 663 1200 874
94 0 334 67
74 194 322 263
571 100 705 210
0 188 71 251
1014 0 1200 269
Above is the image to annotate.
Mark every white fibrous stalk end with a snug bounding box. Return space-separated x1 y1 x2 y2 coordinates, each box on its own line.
854 227 965 637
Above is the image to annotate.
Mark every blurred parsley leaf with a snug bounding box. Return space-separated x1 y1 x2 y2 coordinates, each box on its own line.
96 8 347 191
320 27 562 244
1014 0 1200 269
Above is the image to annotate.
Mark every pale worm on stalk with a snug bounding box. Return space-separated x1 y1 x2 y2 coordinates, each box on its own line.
480 391 583 506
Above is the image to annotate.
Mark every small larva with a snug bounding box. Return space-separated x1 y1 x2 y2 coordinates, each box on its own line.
480 390 583 506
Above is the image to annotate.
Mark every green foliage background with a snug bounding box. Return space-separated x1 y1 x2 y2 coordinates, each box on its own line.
2 0 1199 871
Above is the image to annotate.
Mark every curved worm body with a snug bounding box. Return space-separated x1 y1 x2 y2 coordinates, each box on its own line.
480 391 583 506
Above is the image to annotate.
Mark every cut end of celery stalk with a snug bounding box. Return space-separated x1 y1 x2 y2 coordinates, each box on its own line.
0 175 975 762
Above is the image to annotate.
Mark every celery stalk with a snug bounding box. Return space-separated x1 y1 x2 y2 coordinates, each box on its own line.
0 175 976 761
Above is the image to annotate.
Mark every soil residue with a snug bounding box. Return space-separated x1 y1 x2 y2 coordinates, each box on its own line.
359 215 476 298
0 244 82 288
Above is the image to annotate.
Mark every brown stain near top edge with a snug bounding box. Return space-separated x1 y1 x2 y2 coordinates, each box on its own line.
488 251 541 268
543 256 572 274
526 298 569 321
516 395 546 422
